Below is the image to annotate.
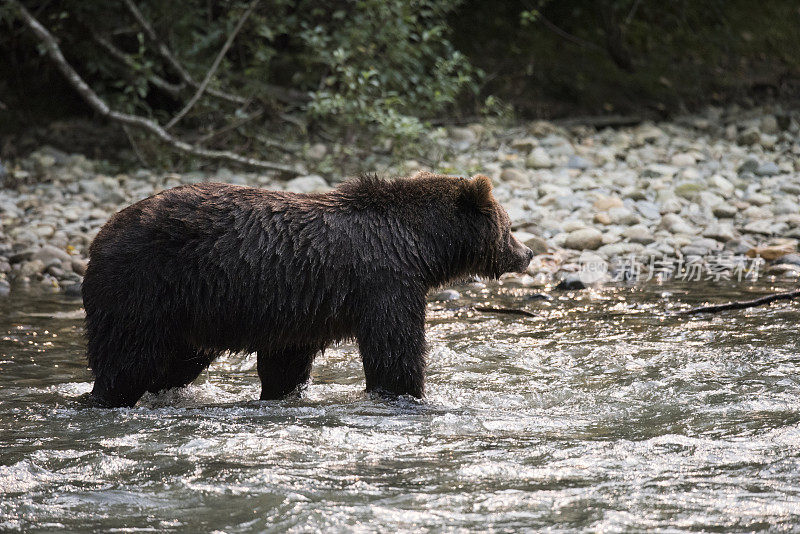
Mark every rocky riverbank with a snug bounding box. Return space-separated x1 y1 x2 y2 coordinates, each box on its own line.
1 104 799 297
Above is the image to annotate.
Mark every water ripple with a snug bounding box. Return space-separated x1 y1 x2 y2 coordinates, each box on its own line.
1 283 800 531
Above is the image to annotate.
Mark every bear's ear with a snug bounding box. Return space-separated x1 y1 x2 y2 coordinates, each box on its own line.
460 174 494 213
473 174 493 200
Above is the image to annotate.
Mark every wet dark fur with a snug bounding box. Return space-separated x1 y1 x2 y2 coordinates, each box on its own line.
82 172 533 407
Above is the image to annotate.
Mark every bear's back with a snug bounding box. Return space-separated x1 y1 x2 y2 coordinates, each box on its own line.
84 183 379 350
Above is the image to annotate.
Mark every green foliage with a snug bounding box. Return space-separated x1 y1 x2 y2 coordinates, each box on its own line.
2 0 477 143
298 0 476 141
451 0 800 116
3 0 799 163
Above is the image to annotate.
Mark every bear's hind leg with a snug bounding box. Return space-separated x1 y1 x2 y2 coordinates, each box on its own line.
86 317 160 408
257 346 317 400
149 345 218 393
90 371 151 408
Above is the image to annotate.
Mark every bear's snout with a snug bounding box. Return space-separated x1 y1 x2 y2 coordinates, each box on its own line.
505 233 533 274
516 245 534 273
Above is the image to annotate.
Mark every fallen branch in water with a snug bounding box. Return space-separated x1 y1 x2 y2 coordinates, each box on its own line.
676 289 800 315
11 0 301 175
473 306 536 317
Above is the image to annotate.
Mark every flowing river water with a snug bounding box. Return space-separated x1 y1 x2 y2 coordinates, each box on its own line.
1 282 799 532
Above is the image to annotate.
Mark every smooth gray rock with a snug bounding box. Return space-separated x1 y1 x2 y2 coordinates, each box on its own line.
564 228 603 250
596 242 644 257
747 192 772 206
511 137 538 152
738 157 760 175
703 222 736 242
71 257 88 276
62 283 82 298
523 235 550 255
712 203 738 218
623 224 655 244
525 147 553 169
285 175 331 194
709 174 735 196
307 143 328 160
756 161 780 176
567 155 592 170
761 115 779 135
9 249 34 264
607 207 639 225
500 168 529 186
759 134 777 149
671 153 696 167
775 253 800 267
642 164 677 178
19 259 45 277
635 201 661 220
659 214 697 235
32 245 71 265
450 127 477 145
775 196 800 216
737 127 761 145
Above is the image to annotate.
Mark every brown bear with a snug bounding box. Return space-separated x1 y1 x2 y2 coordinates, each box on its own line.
81 172 533 407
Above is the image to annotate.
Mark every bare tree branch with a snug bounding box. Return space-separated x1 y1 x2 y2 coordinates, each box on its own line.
624 0 642 26
535 13 605 54
256 134 302 154
10 0 300 174
123 0 308 108
122 124 149 167
197 109 264 145
676 289 800 315
166 0 259 130
93 32 184 98
122 0 249 106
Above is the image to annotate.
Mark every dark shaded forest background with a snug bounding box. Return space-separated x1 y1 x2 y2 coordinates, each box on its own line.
1 0 799 168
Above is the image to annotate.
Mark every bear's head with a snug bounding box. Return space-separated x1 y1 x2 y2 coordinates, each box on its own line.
339 172 533 283
454 174 534 279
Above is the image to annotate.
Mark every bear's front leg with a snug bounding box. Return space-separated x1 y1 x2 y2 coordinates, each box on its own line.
257 346 317 400
357 298 427 398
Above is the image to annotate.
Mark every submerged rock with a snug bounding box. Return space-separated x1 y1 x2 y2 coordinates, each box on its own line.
554 274 586 290
431 289 461 302
746 244 796 260
62 282 82 298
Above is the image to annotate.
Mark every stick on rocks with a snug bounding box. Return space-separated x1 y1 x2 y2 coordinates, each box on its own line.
676 289 800 315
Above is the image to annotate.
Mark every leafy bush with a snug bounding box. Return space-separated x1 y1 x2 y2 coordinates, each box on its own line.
1 0 478 143
298 1 476 140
